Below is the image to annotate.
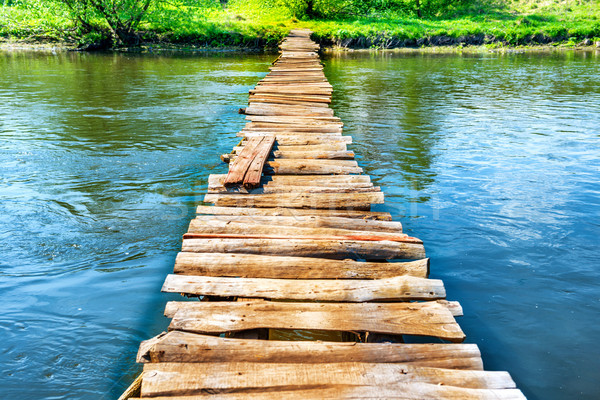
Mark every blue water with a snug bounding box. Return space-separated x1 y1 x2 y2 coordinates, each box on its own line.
0 49 598 399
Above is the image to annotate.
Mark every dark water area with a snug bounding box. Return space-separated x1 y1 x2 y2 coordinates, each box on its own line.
0 49 598 399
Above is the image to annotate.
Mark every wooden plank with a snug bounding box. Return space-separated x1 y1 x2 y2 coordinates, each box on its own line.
240 143 349 152
248 97 331 107
165 301 463 341
216 174 378 191
137 331 481 368
208 183 378 194
173 253 428 279
193 213 402 233
244 105 334 117
258 78 331 85
271 150 355 159
140 363 517 398
203 191 382 209
184 220 415 242
242 125 342 133
195 205 392 220
162 274 444 301
249 94 331 103
181 238 425 259
132 386 526 400
242 135 275 189
263 159 363 175
244 134 352 145
140 362 514 391
245 115 340 124
223 136 263 185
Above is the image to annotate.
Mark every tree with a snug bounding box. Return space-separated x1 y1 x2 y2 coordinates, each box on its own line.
61 0 152 45
415 0 422 18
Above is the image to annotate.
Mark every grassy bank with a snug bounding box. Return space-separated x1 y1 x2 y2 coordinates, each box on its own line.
1 0 599 50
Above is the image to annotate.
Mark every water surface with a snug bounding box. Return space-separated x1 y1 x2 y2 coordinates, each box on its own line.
0 49 599 399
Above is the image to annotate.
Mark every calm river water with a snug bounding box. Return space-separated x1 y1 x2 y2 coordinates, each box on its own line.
0 49 598 399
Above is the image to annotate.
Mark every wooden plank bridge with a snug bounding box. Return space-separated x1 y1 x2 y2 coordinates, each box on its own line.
124 29 525 399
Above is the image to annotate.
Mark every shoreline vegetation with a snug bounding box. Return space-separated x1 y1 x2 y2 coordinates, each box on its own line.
1 0 599 51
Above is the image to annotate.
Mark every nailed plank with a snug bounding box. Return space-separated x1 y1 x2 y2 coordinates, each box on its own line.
132 386 526 400
162 274 444 301
243 134 352 145
140 362 516 398
242 125 343 133
196 205 392 220
250 94 331 103
193 213 402 233
208 183 378 194
273 143 349 151
263 159 363 175
245 115 340 124
181 238 425 259
224 135 263 185
209 173 372 188
235 143 349 152
165 301 464 341
203 191 382 209
173 253 427 279
137 331 481 368
271 150 355 159
242 136 275 188
244 105 335 116
185 220 413 242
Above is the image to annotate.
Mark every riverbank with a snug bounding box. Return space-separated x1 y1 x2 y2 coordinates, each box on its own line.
2 37 599 55
1 0 599 51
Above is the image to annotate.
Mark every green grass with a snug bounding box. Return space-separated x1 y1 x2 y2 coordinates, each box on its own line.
1 0 599 49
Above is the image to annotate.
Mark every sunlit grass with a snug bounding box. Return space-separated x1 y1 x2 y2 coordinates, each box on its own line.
1 0 599 47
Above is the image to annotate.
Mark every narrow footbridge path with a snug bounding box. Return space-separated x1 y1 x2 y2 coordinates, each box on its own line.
124 29 525 400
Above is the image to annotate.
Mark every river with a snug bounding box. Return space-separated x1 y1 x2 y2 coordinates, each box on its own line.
0 49 598 399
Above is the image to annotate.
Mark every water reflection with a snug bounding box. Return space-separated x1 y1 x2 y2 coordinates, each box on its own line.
0 49 599 400
324 50 600 400
0 50 272 399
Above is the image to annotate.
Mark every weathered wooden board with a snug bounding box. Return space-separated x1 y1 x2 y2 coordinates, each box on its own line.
250 88 332 96
244 105 335 117
203 191 383 209
210 173 373 186
258 79 331 86
242 136 275 188
245 116 340 124
263 159 363 175
271 149 355 159
242 125 342 133
173 253 427 278
243 134 352 145
209 183 378 194
248 97 331 108
193 213 402 232
223 135 262 185
165 301 463 341
243 126 343 134
195 205 393 220
132 387 526 400
185 220 414 242
162 274 444 301
224 135 274 188
137 331 481 368
140 362 516 398
181 238 425 259
249 94 332 103
272 143 349 151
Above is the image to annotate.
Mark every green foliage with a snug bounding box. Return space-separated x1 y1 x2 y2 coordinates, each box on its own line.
2 0 600 48
58 0 153 45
